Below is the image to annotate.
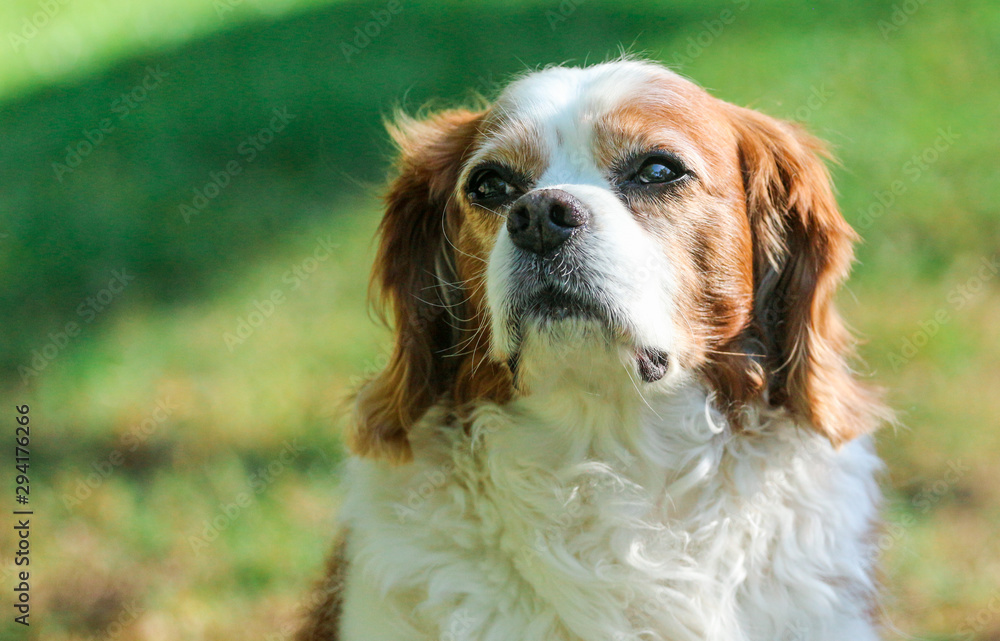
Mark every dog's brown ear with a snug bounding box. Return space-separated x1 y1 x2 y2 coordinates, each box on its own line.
727 105 889 444
344 109 486 464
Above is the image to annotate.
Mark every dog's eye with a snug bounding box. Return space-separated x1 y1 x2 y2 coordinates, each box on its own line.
634 157 685 185
468 168 517 203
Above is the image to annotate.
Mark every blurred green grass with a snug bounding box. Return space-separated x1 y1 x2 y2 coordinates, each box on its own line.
1 0 999 639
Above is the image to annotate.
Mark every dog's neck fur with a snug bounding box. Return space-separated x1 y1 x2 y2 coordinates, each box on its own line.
339 351 882 641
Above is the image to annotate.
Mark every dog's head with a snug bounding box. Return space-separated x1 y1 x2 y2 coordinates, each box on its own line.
348 60 884 463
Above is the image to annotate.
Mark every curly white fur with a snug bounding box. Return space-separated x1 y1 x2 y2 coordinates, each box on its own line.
338 363 882 641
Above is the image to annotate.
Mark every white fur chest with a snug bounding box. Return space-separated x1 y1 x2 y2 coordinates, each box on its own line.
338 386 882 641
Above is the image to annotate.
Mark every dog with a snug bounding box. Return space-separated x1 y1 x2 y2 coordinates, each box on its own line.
296 59 891 641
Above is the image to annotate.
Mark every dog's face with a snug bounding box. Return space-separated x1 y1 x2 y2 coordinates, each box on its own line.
349 61 882 463
470 64 752 386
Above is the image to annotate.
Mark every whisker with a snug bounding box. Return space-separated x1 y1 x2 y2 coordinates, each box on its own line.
471 202 507 219
621 355 662 421
440 193 487 265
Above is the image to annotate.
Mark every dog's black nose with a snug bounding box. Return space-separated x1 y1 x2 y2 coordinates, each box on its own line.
507 189 589 256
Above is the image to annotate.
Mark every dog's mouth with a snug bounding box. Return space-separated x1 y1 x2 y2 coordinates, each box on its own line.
521 286 605 323
505 285 669 384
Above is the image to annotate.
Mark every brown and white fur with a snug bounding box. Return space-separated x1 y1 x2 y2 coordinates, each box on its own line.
296 60 890 641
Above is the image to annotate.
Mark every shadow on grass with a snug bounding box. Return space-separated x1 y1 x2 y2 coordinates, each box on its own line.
0 0 887 375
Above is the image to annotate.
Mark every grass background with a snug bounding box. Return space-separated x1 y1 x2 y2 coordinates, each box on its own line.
1 0 998 638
